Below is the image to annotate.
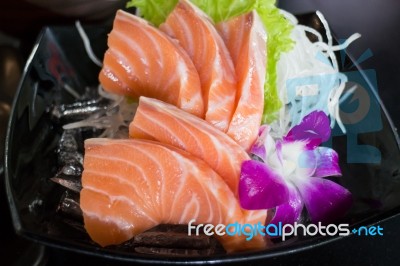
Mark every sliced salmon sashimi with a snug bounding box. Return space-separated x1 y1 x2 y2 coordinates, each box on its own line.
80 138 269 252
89 3 271 253
129 96 249 195
99 10 204 118
217 11 267 151
129 96 269 244
160 0 237 132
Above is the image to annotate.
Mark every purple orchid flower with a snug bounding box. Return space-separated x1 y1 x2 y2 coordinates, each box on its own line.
239 111 352 225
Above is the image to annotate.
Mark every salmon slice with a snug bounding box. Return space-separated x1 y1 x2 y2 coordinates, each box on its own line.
160 0 237 132
129 96 249 195
80 138 268 252
217 11 267 151
99 10 204 118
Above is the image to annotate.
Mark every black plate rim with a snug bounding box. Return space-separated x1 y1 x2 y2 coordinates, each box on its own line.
4 27 48 237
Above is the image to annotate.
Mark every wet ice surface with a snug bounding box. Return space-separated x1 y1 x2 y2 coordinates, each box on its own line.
50 98 110 125
56 190 82 221
50 90 225 256
51 129 84 192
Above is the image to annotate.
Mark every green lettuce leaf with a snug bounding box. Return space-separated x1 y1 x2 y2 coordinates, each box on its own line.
191 0 257 23
256 0 294 123
126 0 256 25
126 0 294 123
126 0 178 26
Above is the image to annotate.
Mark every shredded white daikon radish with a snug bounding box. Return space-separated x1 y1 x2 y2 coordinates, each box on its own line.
63 83 81 99
75 21 103 68
279 9 298 25
273 10 361 136
68 23 137 138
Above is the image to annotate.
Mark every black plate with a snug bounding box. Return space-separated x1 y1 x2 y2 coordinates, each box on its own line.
5 13 400 264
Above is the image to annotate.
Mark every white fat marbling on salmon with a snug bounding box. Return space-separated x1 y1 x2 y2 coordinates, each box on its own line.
84 211 134 234
99 10 204 118
130 97 248 194
179 194 201 223
217 11 267 151
83 184 157 224
85 153 159 210
81 138 268 252
160 0 237 132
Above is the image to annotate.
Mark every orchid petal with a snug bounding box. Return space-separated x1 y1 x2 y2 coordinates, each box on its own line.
296 149 318 177
313 147 341 177
249 138 267 162
239 160 289 210
258 124 269 136
297 178 352 224
249 126 275 162
249 126 269 161
269 183 304 226
285 111 331 149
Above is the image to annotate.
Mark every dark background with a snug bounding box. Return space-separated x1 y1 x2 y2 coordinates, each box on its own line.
1 0 400 265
